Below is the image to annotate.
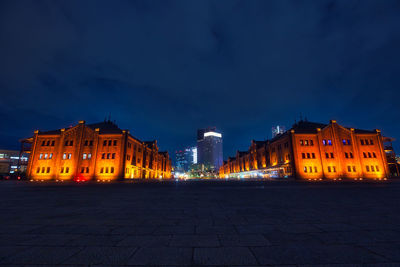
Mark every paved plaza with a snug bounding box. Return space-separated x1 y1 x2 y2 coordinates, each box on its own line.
1 179 400 266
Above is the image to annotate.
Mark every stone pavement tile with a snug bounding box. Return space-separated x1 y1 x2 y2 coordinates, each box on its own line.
219 234 271 247
111 226 156 235
0 246 83 265
313 223 360 232
117 235 172 247
170 234 220 247
278 224 323 234
264 231 322 246
236 224 276 234
62 246 137 265
127 247 192 265
0 234 36 246
65 234 125 246
196 225 237 234
154 225 195 235
0 246 30 262
251 245 387 265
19 234 80 246
311 231 376 245
362 243 400 261
193 247 258 265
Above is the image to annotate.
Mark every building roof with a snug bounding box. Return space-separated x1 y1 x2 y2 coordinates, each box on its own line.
87 121 123 134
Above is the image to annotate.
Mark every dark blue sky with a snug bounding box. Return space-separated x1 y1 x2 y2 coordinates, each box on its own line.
0 0 399 159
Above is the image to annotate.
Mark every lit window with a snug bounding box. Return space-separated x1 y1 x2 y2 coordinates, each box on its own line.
44 153 48 159
83 153 87 160
68 153 72 159
342 139 347 145
63 153 67 159
323 140 327 146
88 153 92 159
39 153 43 159
49 153 53 159
304 140 308 146
328 140 332 146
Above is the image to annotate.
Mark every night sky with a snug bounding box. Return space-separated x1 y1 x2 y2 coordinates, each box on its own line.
0 0 399 160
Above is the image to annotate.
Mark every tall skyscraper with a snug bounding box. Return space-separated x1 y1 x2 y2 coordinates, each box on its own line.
175 147 197 172
197 127 223 171
272 125 285 137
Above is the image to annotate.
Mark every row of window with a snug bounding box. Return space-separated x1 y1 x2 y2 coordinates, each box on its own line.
342 139 351 145
366 165 380 172
80 167 89 173
63 153 72 159
100 167 115 174
300 140 314 146
65 140 74 146
303 166 318 173
84 140 93 146
302 153 316 159
82 153 92 159
347 166 357 172
101 153 116 159
361 139 374 146
36 167 51 173
41 140 55 146
344 152 354 158
39 153 53 160
363 152 377 158
103 140 118 146
322 139 332 146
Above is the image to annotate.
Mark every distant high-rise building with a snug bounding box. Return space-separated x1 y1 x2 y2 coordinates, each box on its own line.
175 147 197 172
197 127 223 171
272 125 285 137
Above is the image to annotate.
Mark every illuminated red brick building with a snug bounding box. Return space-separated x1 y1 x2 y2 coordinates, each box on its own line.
220 120 390 180
24 120 172 181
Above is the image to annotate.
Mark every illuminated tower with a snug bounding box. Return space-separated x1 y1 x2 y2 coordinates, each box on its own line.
272 125 285 138
197 127 223 171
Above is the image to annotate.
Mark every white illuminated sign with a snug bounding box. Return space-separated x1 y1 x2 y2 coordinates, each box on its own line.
204 132 222 138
